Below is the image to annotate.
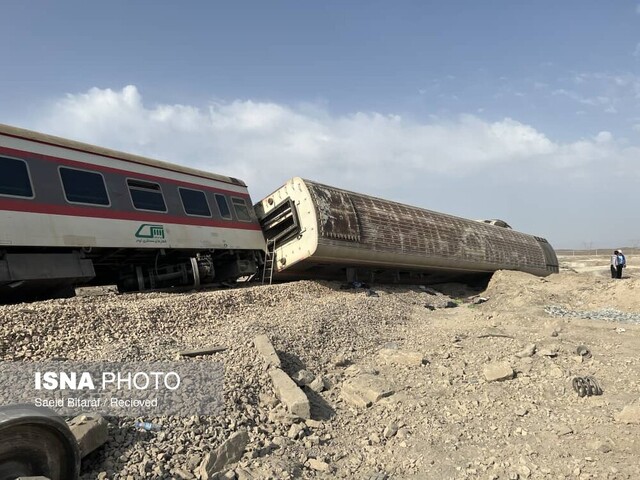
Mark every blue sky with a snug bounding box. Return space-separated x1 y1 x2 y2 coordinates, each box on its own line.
2 1 640 248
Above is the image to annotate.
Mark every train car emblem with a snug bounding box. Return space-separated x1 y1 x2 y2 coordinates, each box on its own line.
135 224 167 243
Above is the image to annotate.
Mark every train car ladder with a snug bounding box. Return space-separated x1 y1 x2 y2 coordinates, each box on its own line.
262 240 276 285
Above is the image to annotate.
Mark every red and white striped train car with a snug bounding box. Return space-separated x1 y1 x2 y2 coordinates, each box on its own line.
0 123 266 301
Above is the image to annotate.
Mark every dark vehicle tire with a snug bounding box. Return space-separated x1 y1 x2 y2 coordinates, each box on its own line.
0 405 80 480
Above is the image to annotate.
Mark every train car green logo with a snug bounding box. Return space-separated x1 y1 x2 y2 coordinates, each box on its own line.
135 224 166 242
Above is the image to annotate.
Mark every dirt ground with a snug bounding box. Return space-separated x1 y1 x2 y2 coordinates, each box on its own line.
1 253 639 479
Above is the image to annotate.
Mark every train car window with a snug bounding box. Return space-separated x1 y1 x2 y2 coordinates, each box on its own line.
179 188 211 217
214 194 232 219
59 167 110 206
0 157 34 198
231 197 253 222
127 179 167 212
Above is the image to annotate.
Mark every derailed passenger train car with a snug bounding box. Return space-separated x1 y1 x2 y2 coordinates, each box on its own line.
0 123 265 301
255 177 558 283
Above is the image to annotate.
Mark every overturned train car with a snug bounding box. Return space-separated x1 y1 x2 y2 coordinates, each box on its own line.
255 178 559 283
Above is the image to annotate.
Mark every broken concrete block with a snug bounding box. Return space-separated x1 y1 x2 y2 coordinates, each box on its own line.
67 413 108 457
197 430 249 479
483 361 515 382
341 374 394 408
378 348 425 366
269 368 310 419
253 335 281 368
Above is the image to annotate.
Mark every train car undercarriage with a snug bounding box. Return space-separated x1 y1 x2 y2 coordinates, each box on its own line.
0 247 260 303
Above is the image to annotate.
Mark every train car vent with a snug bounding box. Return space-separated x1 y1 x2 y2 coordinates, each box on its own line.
259 199 301 245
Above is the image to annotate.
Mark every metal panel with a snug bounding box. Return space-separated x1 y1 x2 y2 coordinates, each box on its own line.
306 183 361 242
0 252 95 282
299 180 558 276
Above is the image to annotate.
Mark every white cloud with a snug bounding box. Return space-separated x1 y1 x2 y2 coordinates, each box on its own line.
36 86 617 179
23 85 640 247
595 131 612 143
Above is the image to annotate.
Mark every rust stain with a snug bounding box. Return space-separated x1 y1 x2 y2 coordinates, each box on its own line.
307 183 361 242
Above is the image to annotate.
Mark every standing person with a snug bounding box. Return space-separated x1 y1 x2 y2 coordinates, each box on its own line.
611 250 619 278
617 249 626 279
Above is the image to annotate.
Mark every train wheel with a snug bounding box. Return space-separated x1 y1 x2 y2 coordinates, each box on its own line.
0 405 80 480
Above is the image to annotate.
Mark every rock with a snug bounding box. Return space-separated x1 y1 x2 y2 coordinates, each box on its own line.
258 392 278 407
588 440 612 453
444 301 458 308
616 404 640 424
331 354 350 367
344 364 378 377
67 414 108 458
307 375 327 392
253 335 281 368
554 424 573 436
197 430 249 479
515 344 536 358
292 369 315 386
483 362 515 382
269 368 311 418
378 348 426 366
173 467 195 479
538 347 558 357
306 458 330 472
341 374 394 408
287 423 305 439
383 421 398 439
547 366 564 378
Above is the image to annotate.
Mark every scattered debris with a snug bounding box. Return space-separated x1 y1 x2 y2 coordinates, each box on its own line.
576 345 592 359
477 327 515 339
1 267 640 478
178 344 226 357
68 413 109 458
471 296 489 305
572 376 603 397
